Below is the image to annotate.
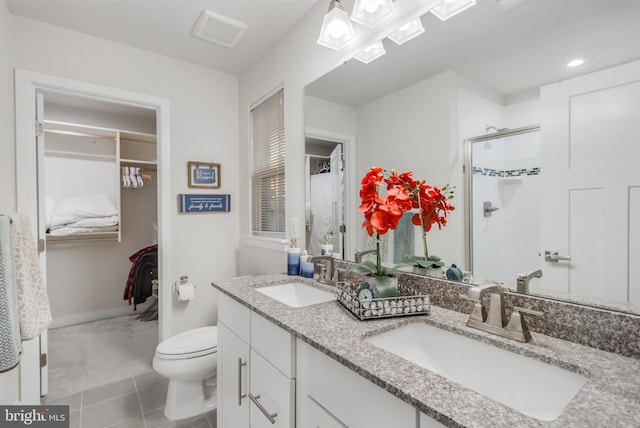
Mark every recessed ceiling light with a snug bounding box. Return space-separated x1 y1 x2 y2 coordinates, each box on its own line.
566 58 585 68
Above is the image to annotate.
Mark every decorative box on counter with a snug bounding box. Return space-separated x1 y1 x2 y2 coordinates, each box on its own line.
335 281 430 321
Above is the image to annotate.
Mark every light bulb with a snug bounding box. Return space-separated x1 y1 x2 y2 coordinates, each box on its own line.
364 0 381 13
327 20 348 39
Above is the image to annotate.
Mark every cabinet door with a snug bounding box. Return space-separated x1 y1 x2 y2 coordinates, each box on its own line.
218 322 250 428
250 349 295 428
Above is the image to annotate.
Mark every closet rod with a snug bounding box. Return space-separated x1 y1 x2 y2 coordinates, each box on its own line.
45 149 116 161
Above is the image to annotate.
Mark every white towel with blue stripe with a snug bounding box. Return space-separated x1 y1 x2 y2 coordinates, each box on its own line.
0 216 21 372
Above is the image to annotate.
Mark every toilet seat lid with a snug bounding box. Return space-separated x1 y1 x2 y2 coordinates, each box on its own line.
156 326 218 358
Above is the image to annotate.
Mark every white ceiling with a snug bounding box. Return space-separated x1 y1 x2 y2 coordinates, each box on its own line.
306 0 640 106
5 0 318 75
6 0 640 102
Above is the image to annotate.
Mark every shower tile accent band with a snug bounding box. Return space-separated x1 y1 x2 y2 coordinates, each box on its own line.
473 167 540 177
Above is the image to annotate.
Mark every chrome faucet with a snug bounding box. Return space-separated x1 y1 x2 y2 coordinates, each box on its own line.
461 283 543 342
309 255 336 286
354 249 377 263
516 269 543 294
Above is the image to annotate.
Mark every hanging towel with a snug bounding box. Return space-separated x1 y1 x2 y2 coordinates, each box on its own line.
10 213 51 340
0 216 21 372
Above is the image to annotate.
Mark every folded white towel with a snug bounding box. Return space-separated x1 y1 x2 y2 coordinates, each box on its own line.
49 215 119 231
10 213 51 340
49 193 117 228
0 216 21 372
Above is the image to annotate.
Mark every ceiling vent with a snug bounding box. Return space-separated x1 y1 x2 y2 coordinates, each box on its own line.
192 10 247 48
486 0 529 12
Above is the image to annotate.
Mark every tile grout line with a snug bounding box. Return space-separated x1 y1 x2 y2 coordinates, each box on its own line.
133 375 148 428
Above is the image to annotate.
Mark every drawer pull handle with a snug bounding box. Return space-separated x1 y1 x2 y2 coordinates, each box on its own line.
237 358 247 406
249 393 278 424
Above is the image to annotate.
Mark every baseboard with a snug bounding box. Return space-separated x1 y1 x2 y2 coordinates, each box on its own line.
49 299 156 329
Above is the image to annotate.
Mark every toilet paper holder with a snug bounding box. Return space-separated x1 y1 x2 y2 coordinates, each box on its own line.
174 276 196 301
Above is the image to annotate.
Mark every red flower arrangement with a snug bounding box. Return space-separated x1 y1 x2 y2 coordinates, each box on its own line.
355 167 455 277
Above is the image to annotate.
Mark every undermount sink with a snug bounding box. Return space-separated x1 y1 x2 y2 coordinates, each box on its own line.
256 282 335 308
366 323 586 421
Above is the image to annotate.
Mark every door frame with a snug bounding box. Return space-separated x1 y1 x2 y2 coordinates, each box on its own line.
15 70 173 341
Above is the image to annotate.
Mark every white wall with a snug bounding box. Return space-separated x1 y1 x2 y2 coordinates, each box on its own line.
0 0 19 406
305 96 357 136
1 1 15 214
10 16 240 336
355 71 464 266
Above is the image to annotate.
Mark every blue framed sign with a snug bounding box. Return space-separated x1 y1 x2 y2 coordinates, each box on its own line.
179 194 231 213
188 161 220 189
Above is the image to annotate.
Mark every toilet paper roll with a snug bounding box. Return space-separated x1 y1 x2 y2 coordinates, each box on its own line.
176 282 195 301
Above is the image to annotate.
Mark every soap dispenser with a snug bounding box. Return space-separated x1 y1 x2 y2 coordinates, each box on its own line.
287 238 301 275
321 233 334 255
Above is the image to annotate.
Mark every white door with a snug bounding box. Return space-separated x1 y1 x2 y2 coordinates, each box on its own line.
540 60 640 303
329 144 344 259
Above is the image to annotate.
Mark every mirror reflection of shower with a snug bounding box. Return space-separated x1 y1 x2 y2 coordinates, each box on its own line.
304 137 345 259
467 125 541 287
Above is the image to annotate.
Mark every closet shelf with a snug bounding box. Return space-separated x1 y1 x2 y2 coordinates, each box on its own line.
46 231 119 244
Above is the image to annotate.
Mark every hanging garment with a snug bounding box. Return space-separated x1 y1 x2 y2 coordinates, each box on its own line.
10 213 51 340
0 216 21 372
124 244 158 310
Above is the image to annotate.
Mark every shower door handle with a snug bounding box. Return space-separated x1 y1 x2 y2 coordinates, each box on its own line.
237 358 247 405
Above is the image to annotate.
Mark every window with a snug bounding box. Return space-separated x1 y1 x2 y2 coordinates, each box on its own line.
250 89 285 236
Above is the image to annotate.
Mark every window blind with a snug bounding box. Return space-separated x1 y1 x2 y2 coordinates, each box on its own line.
251 89 285 236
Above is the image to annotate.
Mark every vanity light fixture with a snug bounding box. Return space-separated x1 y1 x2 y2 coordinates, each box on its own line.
388 18 425 45
317 0 357 50
354 41 386 64
566 57 585 68
351 0 396 27
430 0 477 21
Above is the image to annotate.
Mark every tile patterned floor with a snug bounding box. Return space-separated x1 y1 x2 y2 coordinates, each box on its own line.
44 371 217 428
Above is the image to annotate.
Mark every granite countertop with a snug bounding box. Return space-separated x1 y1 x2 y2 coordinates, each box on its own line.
211 274 640 428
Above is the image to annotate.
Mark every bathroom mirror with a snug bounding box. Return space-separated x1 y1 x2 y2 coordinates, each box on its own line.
304 0 640 314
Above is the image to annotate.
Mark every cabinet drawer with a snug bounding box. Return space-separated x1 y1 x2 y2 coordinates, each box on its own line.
251 311 295 377
218 292 250 344
250 349 295 428
297 339 415 428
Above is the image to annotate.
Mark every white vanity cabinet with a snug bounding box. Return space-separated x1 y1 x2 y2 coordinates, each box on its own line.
217 293 295 428
296 339 416 428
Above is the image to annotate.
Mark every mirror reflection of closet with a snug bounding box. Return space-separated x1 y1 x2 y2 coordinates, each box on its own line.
304 137 345 259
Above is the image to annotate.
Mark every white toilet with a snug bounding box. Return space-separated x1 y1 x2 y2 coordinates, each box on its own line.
152 326 218 421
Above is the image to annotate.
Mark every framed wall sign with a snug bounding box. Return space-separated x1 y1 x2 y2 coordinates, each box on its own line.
188 161 221 189
179 194 231 213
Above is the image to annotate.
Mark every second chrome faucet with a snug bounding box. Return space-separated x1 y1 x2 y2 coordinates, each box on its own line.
461 283 543 342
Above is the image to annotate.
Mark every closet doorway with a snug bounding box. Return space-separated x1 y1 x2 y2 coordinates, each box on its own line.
304 128 355 261
15 70 172 402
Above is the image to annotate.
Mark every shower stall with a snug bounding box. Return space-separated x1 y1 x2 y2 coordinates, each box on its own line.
464 125 541 288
